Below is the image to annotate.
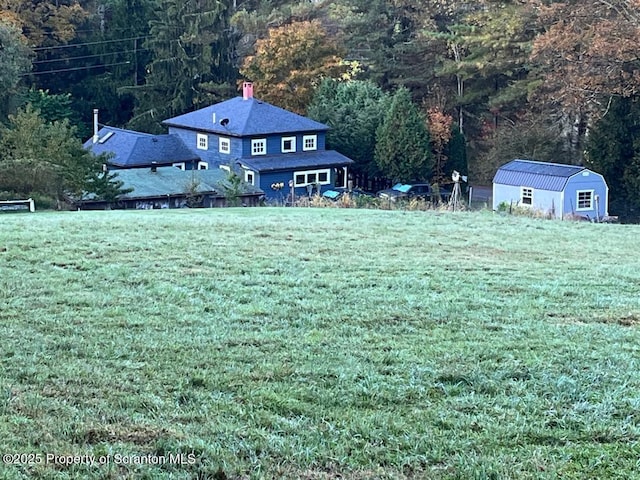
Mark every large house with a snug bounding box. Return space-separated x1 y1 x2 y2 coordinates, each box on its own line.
85 82 354 203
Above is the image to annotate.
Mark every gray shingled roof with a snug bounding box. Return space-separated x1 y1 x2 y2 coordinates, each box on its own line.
110 167 263 199
84 127 200 168
238 150 354 172
493 159 586 191
162 97 329 136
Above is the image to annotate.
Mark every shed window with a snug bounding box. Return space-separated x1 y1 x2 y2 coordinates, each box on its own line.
198 161 209 170
577 190 594 210
252 139 266 155
197 133 208 150
173 162 186 170
521 187 533 205
245 170 255 185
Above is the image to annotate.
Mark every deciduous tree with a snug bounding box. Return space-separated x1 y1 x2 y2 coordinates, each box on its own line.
240 19 344 114
0 104 122 206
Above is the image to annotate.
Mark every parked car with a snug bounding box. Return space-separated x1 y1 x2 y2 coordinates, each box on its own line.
322 187 374 202
377 183 451 202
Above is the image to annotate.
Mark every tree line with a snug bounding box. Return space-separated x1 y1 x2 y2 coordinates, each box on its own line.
1 0 640 218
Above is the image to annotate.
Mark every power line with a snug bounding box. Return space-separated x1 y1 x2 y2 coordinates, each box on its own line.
23 61 132 76
32 36 148 52
33 48 149 65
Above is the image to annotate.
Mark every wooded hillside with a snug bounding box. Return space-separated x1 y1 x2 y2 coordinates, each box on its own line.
2 0 640 218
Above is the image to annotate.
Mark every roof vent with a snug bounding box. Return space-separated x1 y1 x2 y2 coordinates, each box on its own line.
243 82 253 100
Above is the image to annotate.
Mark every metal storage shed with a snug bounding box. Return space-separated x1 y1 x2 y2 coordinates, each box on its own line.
492 159 609 220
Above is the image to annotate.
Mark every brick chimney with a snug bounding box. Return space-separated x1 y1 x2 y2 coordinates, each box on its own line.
242 82 253 100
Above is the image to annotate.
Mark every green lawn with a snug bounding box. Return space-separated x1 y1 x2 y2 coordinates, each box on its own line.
1 207 640 479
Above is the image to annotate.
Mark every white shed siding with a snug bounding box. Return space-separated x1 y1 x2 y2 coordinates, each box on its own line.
493 183 563 218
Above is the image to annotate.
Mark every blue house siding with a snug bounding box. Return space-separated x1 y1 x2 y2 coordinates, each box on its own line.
240 132 326 157
167 127 243 168
257 169 338 201
564 171 609 219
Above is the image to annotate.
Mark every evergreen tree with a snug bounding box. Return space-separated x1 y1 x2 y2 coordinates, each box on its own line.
308 79 391 178
586 96 640 217
0 21 32 120
374 87 432 183
126 0 237 132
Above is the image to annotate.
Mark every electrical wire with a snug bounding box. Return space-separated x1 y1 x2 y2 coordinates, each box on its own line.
23 61 132 76
33 48 149 65
32 36 148 52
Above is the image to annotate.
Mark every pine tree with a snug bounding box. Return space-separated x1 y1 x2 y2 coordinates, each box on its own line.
374 87 432 183
586 96 640 216
308 79 391 178
126 0 237 132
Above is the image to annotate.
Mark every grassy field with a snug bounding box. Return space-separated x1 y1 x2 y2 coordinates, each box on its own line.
1 207 640 479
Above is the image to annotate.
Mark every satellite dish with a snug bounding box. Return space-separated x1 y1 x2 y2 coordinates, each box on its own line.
220 118 229 126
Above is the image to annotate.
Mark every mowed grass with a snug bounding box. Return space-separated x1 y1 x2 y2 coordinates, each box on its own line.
1 207 640 479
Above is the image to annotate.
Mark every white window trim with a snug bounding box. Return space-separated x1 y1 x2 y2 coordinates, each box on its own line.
251 138 267 156
197 161 209 170
197 133 208 150
302 134 317 151
219 136 230 154
293 169 331 187
281 136 296 153
245 170 255 185
576 189 594 211
173 162 186 170
521 187 533 206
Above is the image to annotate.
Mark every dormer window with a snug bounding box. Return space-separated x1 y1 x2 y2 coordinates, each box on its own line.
303 134 317 151
219 137 230 154
282 136 296 153
197 133 208 150
252 138 266 156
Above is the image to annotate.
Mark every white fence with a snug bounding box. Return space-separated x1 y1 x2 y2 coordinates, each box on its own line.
0 198 35 212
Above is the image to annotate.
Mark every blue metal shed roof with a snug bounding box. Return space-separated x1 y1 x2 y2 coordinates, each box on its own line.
162 97 330 137
493 159 586 191
84 127 200 168
237 150 354 173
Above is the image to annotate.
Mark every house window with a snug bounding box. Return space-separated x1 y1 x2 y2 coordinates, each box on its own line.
198 161 208 170
197 133 208 150
521 187 533 205
577 190 594 210
293 169 331 187
282 136 296 153
303 135 317 151
219 137 230 154
173 162 186 170
245 170 255 185
252 139 266 155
